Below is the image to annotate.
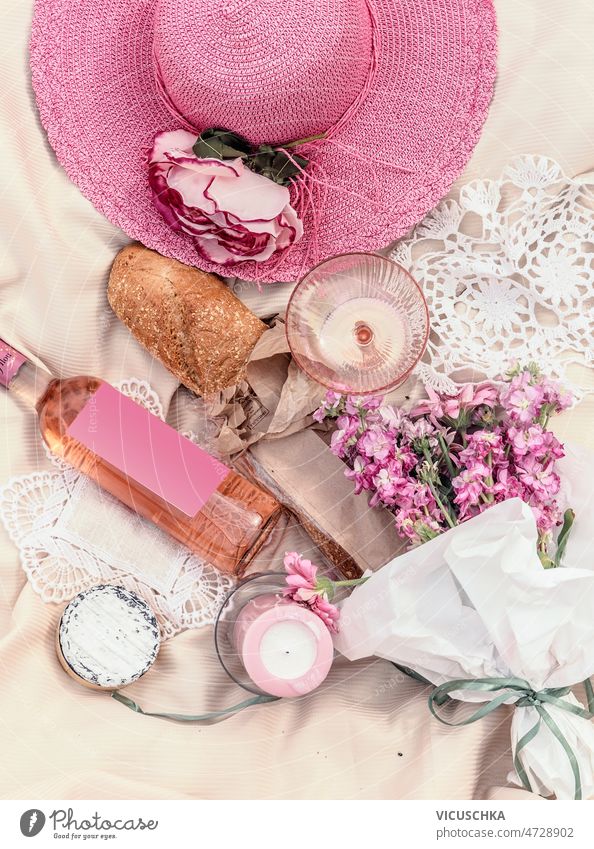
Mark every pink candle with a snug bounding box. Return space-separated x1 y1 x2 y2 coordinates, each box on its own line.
233 594 334 698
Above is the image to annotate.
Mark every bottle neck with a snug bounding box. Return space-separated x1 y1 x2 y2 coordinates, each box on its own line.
0 339 52 408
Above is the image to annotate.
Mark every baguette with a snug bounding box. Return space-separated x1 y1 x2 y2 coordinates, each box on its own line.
108 243 266 396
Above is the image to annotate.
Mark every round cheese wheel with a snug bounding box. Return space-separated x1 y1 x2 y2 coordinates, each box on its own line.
58 585 160 689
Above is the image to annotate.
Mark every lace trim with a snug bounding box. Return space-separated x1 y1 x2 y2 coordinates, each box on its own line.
390 155 594 397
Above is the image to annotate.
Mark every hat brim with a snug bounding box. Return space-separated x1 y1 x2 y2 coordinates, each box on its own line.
30 0 497 283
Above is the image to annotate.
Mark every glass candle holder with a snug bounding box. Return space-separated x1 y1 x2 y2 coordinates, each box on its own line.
214 573 334 698
285 252 429 395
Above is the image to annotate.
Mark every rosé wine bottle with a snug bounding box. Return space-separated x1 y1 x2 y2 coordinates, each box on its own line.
1 339 281 576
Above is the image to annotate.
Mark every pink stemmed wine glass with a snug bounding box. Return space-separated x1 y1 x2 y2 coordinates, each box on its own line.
285 252 429 395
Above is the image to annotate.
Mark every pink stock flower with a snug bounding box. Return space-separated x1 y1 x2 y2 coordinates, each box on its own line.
402 417 436 442
460 429 505 463
411 382 498 421
395 445 419 474
344 395 382 416
283 551 318 597
492 468 525 501
149 130 303 264
394 513 418 540
378 405 405 429
283 552 341 633
540 377 573 413
516 457 561 500
329 414 360 456
507 425 546 457
394 509 441 545
532 501 562 535
309 595 340 634
358 426 393 462
314 390 345 422
345 456 377 495
500 372 545 425
452 462 491 515
371 461 408 506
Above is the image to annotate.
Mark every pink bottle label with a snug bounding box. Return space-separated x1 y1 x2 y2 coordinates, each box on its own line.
0 339 27 388
67 382 229 517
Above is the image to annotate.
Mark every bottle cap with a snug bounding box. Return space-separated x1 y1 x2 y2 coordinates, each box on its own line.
0 339 27 388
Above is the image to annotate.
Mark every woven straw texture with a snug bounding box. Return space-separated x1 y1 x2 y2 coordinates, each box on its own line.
30 0 497 283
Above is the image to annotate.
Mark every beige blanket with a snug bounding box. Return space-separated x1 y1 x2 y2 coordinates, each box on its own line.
1 0 594 799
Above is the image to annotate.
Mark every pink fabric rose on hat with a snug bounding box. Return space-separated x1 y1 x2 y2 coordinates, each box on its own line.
148 130 303 264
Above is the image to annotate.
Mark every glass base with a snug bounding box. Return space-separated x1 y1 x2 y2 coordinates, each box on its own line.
285 252 429 395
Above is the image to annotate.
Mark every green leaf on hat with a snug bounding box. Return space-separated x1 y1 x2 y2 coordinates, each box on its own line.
192 126 312 186
250 147 309 186
192 128 251 161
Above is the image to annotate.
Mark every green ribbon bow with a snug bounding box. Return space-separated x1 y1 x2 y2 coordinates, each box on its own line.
112 691 279 725
428 676 594 800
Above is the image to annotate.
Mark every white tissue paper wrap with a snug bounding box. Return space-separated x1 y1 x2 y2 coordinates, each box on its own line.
334 445 594 800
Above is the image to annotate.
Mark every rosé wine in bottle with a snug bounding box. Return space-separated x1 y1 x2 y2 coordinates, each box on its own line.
0 339 281 575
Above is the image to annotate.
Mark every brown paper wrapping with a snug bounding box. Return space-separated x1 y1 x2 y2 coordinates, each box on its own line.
206 319 326 455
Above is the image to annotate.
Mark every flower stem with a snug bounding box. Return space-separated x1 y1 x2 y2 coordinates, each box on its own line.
437 433 456 478
333 577 370 589
427 481 457 529
421 443 434 465
483 451 495 504
554 508 575 568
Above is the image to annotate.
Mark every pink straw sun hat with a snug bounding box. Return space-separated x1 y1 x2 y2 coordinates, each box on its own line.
30 0 497 283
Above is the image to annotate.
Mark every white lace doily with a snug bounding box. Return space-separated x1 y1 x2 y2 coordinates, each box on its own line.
390 155 594 396
0 379 233 640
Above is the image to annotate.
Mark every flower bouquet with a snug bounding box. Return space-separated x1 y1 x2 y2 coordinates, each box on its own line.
315 365 574 567
315 367 594 800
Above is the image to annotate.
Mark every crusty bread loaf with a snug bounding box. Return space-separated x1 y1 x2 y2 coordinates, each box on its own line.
108 244 266 396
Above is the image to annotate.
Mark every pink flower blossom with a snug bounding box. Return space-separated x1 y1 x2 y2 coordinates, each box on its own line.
282 551 341 633
358 426 393 462
283 551 318 595
411 382 498 421
371 461 409 506
507 425 545 457
378 405 405 429
452 462 491 516
329 414 360 456
500 373 545 425
394 510 441 544
394 513 419 540
540 377 573 413
345 456 377 495
492 468 525 501
460 429 505 463
309 595 340 634
148 129 303 264
516 457 561 500
531 501 562 534
504 387 543 425
344 395 382 415
314 391 344 422
402 417 436 442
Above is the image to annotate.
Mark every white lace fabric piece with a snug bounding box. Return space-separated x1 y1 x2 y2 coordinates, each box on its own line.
0 379 233 640
391 155 594 396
